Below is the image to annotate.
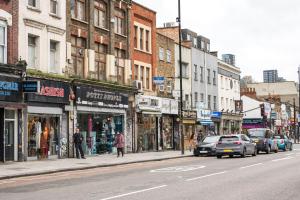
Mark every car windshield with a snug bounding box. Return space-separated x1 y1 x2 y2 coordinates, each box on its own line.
273 135 284 139
220 136 239 142
248 130 265 138
202 136 220 143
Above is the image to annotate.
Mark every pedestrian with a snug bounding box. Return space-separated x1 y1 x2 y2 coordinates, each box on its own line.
73 128 86 159
115 132 125 157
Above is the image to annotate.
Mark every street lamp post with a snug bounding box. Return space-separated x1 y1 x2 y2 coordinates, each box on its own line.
177 0 184 154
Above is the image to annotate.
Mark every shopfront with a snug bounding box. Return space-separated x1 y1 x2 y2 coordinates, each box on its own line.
26 78 70 160
197 109 214 135
0 74 24 162
75 84 128 155
136 95 161 152
221 112 243 134
182 110 197 150
160 98 178 150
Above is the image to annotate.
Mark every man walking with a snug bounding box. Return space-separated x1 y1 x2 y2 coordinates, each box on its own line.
73 128 86 159
115 132 125 157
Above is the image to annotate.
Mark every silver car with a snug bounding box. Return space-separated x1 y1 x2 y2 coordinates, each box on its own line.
216 134 257 159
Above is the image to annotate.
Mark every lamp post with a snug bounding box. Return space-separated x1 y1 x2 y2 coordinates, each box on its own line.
298 66 300 143
177 0 184 154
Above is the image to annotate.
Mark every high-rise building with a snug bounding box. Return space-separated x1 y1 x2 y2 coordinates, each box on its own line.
222 54 235 66
263 70 278 83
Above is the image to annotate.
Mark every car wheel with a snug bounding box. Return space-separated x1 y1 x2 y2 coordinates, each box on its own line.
252 148 257 156
290 144 293 151
241 148 246 158
217 155 222 159
266 145 270 154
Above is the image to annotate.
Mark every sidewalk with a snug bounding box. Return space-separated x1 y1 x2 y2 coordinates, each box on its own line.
0 151 193 180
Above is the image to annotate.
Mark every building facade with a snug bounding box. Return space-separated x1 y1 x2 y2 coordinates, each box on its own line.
263 70 278 83
218 59 242 134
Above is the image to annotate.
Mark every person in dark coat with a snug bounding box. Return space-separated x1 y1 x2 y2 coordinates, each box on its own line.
73 128 86 159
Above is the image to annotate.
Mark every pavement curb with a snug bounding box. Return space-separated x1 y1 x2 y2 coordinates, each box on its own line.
0 154 193 180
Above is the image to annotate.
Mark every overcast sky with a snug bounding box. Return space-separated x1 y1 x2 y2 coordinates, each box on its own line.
135 0 300 82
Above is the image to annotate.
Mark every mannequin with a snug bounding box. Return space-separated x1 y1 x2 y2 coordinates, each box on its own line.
35 118 42 149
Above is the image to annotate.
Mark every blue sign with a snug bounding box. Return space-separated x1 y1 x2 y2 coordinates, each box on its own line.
211 111 222 118
23 80 40 93
153 76 165 85
0 76 22 102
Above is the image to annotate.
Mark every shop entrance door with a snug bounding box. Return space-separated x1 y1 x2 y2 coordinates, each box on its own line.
4 120 14 161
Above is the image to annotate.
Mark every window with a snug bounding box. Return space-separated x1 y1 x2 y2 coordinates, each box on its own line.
94 1 107 28
201 41 204 49
28 0 37 7
146 68 150 89
115 9 125 35
193 38 197 47
221 76 224 89
145 30 149 52
94 42 107 81
134 64 139 80
114 48 125 83
200 66 203 82
71 0 86 21
182 63 188 78
226 98 228 109
221 97 224 108
200 93 204 102
187 34 190 41
0 23 7 64
207 69 211 84
50 0 58 15
213 70 216 85
213 96 217 111
159 47 164 61
166 50 171 63
208 95 211 110
194 92 198 107
71 36 86 76
50 40 59 72
194 64 198 81
139 28 144 50
207 43 210 52
28 35 37 68
134 26 138 48
140 66 144 87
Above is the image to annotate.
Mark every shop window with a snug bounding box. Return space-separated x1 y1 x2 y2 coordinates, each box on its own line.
71 36 86 77
71 0 86 21
94 42 107 81
0 21 7 64
114 9 125 35
94 0 107 28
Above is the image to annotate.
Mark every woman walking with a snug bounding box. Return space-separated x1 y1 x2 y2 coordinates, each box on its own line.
115 132 125 157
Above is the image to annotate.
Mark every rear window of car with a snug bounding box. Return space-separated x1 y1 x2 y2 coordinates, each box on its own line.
202 136 220 143
248 130 265 138
220 136 239 142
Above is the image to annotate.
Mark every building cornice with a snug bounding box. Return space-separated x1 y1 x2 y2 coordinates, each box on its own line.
23 18 46 30
47 25 65 35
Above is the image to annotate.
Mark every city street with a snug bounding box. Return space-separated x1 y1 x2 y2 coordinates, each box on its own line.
1 144 300 200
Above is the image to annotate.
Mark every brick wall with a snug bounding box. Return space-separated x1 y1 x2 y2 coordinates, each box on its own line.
0 0 19 64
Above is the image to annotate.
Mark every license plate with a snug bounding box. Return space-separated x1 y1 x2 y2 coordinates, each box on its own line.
200 151 208 153
224 149 233 152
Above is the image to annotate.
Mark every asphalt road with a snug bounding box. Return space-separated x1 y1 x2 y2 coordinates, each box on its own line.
1 144 300 200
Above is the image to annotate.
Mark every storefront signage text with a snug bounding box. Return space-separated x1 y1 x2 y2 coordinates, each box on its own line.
40 86 64 97
23 80 40 93
182 110 197 119
0 76 22 102
137 95 161 112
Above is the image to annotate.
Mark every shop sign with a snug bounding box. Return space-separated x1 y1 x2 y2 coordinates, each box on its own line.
211 111 222 118
197 109 211 121
22 80 40 93
182 110 197 119
0 75 22 102
26 79 70 104
161 98 178 115
137 95 160 112
153 76 165 85
76 85 129 108
242 118 263 124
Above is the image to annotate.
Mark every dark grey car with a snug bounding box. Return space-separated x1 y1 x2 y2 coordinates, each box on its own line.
216 134 257 159
193 136 221 156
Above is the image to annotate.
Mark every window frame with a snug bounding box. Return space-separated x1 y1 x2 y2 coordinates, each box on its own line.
0 21 7 64
114 8 125 35
71 35 86 76
71 0 86 21
159 47 164 61
94 42 107 81
50 0 58 16
94 0 107 29
28 35 38 69
28 0 37 8
49 40 59 73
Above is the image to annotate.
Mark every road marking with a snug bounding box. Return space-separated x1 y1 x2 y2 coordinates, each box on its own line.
185 171 227 182
99 185 167 200
239 163 263 169
150 165 205 173
272 156 294 162
285 153 294 156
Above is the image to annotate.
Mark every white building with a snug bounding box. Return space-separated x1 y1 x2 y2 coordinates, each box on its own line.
19 0 66 74
218 59 242 134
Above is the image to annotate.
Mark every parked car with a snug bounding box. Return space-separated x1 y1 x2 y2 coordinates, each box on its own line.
216 134 257 159
272 134 293 151
193 136 221 156
248 128 278 154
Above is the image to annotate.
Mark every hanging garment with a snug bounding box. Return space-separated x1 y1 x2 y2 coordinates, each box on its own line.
35 121 42 149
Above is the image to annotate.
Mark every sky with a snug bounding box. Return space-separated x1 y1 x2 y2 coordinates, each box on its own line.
134 0 300 82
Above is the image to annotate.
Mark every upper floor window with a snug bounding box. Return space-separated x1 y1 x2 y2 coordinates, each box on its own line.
114 9 125 35
71 36 86 76
200 93 204 102
50 0 58 15
201 41 204 49
213 70 216 85
50 40 59 73
207 68 211 84
145 30 150 52
134 26 138 48
194 64 198 81
134 64 139 80
213 96 217 111
194 92 198 106
94 1 107 28
0 22 7 64
159 47 164 61
28 35 38 68
71 0 86 21
208 95 211 110
139 28 144 50
200 66 204 82
182 63 188 78
94 42 107 81
166 50 171 63
28 0 37 7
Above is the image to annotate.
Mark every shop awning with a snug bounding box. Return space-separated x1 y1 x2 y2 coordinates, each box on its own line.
142 111 162 116
200 119 214 125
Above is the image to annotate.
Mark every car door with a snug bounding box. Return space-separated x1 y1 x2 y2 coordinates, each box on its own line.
241 135 252 154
